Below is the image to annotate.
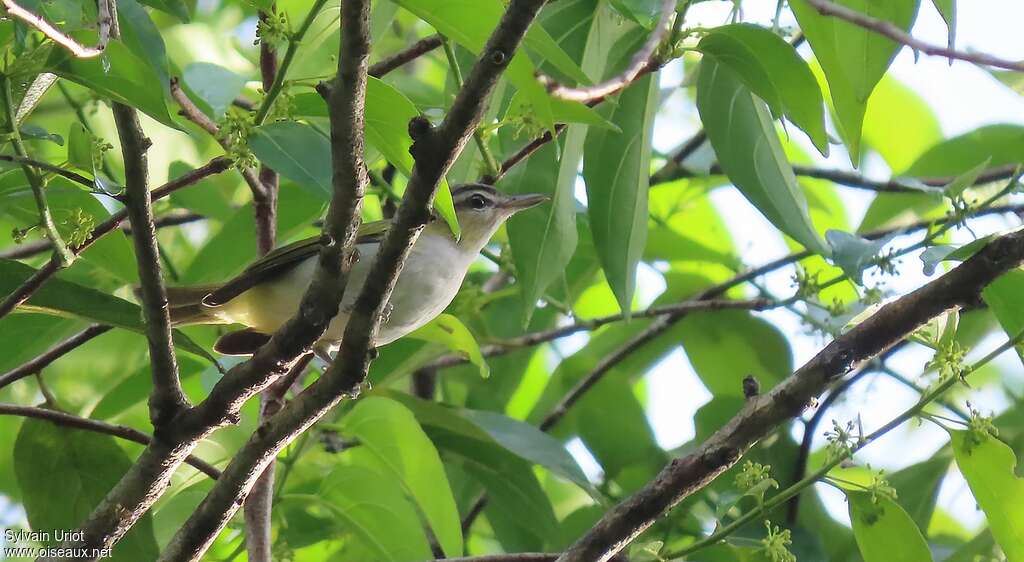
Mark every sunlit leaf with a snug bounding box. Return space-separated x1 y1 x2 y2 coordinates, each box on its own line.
46 36 178 128
318 465 433 561
846 490 934 562
342 397 463 557
0 258 214 361
697 58 829 255
15 416 160 561
698 23 829 154
182 63 247 119
790 0 919 160
950 430 1024 562
583 29 658 312
408 313 488 378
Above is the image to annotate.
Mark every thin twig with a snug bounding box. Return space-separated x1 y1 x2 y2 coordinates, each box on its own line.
1 75 75 266
805 0 1024 72
429 298 776 370
1 0 112 58
556 229 1024 562
111 12 190 427
369 35 444 77
441 35 500 178
245 13 284 558
667 328 1024 561
0 157 230 322
253 0 331 126
656 161 1023 194
0 212 205 259
0 325 112 390
536 0 675 102
0 154 100 192
169 78 267 199
0 403 220 479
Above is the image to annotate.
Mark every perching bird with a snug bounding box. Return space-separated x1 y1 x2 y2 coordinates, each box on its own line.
163 184 547 360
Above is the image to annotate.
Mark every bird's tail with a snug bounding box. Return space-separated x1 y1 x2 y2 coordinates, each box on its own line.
134 284 224 326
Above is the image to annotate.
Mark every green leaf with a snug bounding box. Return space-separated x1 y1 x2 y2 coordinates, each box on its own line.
67 122 94 174
826 229 897 285
382 392 561 547
790 0 920 160
19 124 63 145
507 0 621 325
15 416 160 561
583 30 658 312
990 70 1024 96
46 36 178 129
862 75 943 174
1 45 55 133
363 78 457 234
924 239 997 281
931 0 955 48
342 397 463 557
982 269 1024 365
888 455 951 530
504 90 618 131
1 176 135 281
407 313 489 378
182 185 324 283
609 0 663 28
697 23 829 154
950 430 1024 562
460 409 595 495
0 258 212 361
846 490 934 562
182 63 247 119
249 121 332 198
943 156 992 198
117 0 171 89
697 58 829 255
290 78 459 234
907 124 1024 176
318 466 434 561
679 310 793 397
392 0 554 132
135 0 189 22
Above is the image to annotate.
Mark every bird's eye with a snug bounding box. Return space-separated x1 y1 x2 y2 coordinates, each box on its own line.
469 194 488 210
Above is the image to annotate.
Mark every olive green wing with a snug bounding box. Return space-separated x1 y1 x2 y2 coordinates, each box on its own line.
203 219 391 306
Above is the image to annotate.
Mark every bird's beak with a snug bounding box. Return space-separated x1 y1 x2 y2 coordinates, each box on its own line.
500 193 549 212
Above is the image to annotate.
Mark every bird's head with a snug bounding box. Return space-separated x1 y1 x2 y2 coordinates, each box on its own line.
448 183 548 252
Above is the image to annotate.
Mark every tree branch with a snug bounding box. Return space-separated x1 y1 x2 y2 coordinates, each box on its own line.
168 79 267 199
1 211 205 260
243 8 283 560
805 0 1024 72
536 0 674 102
156 2 551 560
655 162 1023 194
428 297 777 370
0 325 112 390
1 0 112 58
369 34 443 78
0 403 220 479
111 89 190 427
555 229 1024 562
0 154 101 192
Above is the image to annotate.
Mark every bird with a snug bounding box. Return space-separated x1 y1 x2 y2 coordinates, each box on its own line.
162 183 547 361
